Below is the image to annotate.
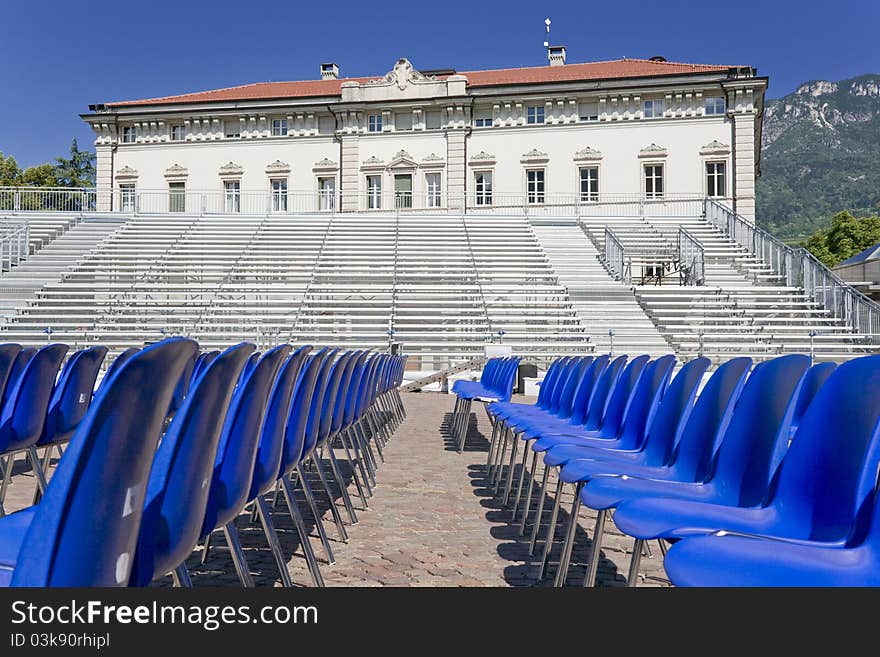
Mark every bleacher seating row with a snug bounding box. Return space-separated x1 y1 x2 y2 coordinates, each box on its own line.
455 351 880 586
0 339 404 586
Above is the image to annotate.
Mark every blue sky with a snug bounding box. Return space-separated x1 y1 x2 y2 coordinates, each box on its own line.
1 0 877 167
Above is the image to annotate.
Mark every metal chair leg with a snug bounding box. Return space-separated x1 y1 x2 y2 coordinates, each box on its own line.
501 435 520 504
536 477 564 580
528 462 552 555
553 482 584 587
27 447 49 496
519 451 540 535
200 533 213 564
223 522 255 588
255 495 294 587
280 476 325 587
172 564 193 587
583 509 608 587
310 453 349 542
294 465 336 564
340 430 370 506
627 538 645 587
510 440 531 520
326 444 358 525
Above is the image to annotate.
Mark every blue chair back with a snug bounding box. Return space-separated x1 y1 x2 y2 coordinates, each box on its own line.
316 352 353 445
167 350 198 416
0 344 22 406
1 347 36 411
667 357 752 482
707 354 809 506
191 351 220 387
97 347 139 393
200 345 289 539
536 357 568 409
278 349 331 478
302 349 338 457
248 345 311 501
569 355 609 425
0 344 68 454
12 338 198 586
583 355 627 430
790 362 836 434
592 354 650 435
129 342 254 586
767 355 880 542
554 357 593 419
640 357 710 466
39 346 109 447
614 355 676 449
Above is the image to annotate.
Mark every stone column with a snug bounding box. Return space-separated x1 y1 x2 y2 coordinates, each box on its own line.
340 134 360 212
446 130 466 212
733 112 757 223
95 145 113 211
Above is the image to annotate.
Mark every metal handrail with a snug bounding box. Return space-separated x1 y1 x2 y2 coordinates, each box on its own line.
705 198 880 338
603 227 630 284
677 226 705 286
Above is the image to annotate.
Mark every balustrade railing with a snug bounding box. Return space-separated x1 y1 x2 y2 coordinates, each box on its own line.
604 227 630 284
678 226 705 286
0 220 30 270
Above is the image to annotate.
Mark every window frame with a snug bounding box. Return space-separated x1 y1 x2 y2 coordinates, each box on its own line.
119 183 136 212
526 105 545 125
705 160 727 198
474 170 493 206
526 168 546 204
643 99 664 119
425 172 442 208
271 118 289 137
270 178 288 212
474 116 493 128
366 174 383 209
578 166 600 203
318 176 336 212
643 163 665 200
224 180 241 213
704 96 727 116
367 114 383 133
122 126 137 143
168 182 186 213
170 124 185 141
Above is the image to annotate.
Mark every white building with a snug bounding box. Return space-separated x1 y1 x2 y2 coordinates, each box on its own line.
83 51 767 220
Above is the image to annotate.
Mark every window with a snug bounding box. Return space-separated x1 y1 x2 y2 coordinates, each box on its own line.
526 169 545 204
643 99 664 119
122 126 137 143
367 175 382 209
474 116 493 128
395 112 413 131
579 101 599 122
318 177 336 211
169 182 186 213
579 167 599 202
368 114 383 132
224 120 240 139
426 173 441 208
170 124 185 141
272 118 288 136
120 184 136 212
271 179 288 212
474 172 492 206
425 110 441 129
224 180 241 212
394 174 412 209
527 105 545 124
706 162 726 198
644 164 664 199
705 96 726 115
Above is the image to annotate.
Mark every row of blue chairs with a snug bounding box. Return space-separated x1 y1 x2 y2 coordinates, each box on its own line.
479 351 880 586
0 339 406 586
451 356 520 451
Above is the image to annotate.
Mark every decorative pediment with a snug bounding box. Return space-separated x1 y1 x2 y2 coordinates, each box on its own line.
638 143 668 158
699 140 731 156
573 146 603 162
312 157 339 173
388 149 418 169
265 159 291 175
361 155 385 171
420 153 446 169
366 58 437 91
163 163 189 179
116 165 139 179
520 148 550 165
469 150 496 166
218 161 244 178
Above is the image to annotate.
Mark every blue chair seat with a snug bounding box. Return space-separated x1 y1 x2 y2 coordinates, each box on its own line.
558 457 672 484
580 475 722 512
0 507 36 570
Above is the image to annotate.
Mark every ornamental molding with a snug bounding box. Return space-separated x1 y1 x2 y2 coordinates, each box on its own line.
163 163 189 179
388 149 418 169
420 152 446 168
218 161 244 178
573 146 603 162
265 159 291 175
520 148 550 165
361 155 386 171
638 143 668 158
699 140 731 156
116 165 139 179
366 58 437 91
469 150 496 166
311 157 339 173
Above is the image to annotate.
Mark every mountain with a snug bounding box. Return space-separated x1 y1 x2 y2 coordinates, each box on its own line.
757 73 880 241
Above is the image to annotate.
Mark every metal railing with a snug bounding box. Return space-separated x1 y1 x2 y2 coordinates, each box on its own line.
0 220 30 270
604 227 630 284
678 226 705 286
705 198 880 339
0 187 97 214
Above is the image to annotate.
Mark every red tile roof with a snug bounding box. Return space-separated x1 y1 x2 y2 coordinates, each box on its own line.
107 58 738 108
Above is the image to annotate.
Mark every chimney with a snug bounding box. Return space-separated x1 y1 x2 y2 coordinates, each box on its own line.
548 45 566 67
320 63 339 80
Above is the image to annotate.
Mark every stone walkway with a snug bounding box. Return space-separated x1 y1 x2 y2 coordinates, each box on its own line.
1 392 670 587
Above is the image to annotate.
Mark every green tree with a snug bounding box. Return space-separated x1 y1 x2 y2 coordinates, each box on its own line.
803 210 880 267
19 164 58 187
54 139 95 188
0 152 22 186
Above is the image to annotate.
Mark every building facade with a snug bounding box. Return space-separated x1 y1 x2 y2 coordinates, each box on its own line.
83 52 767 220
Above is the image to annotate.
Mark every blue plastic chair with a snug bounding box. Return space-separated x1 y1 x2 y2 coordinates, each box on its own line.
0 345 23 407
166 350 198 418
790 362 836 436
244 345 311 586
128 342 254 587
0 344 69 513
96 347 139 394
198 344 289 586
0 347 35 413
0 337 198 586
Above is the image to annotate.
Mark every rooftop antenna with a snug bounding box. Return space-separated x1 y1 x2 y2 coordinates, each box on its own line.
543 17 551 60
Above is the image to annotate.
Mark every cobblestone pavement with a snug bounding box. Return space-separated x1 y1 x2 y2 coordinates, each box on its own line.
1 392 670 587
